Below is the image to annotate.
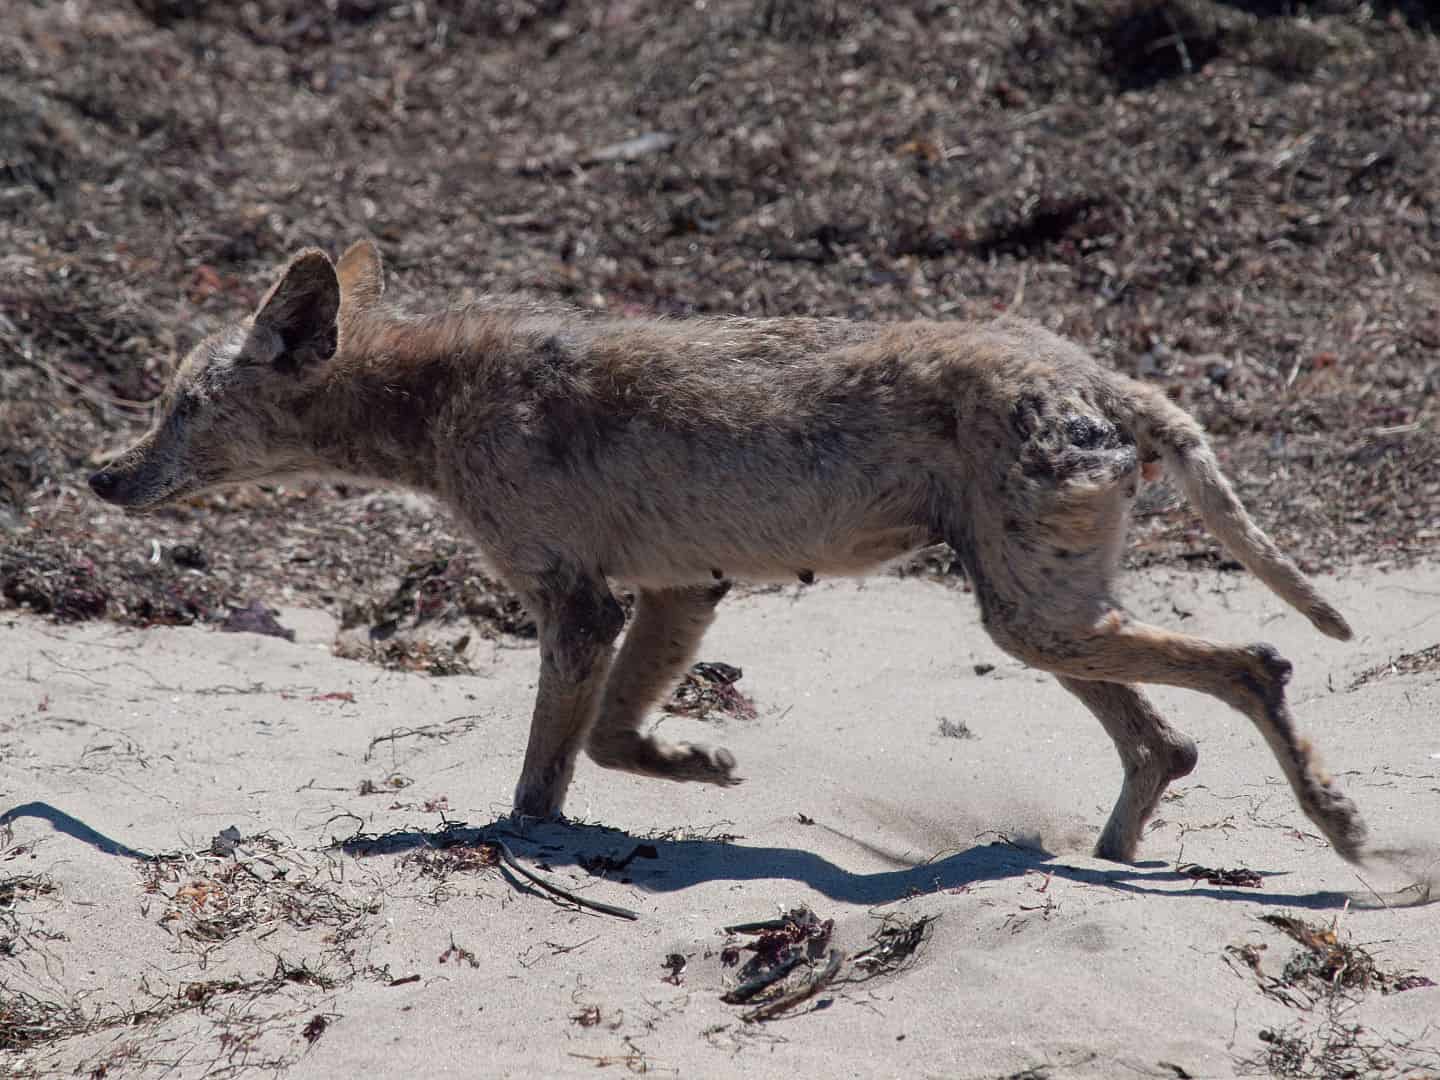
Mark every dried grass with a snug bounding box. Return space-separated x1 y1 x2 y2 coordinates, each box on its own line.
1228 909 1438 1077
142 833 374 947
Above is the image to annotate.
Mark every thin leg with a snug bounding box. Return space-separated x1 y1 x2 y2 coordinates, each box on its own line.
512 573 625 817
990 612 1367 863
587 583 740 786
1056 677 1198 862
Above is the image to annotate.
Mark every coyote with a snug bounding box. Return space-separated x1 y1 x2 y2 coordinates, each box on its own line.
91 242 1366 864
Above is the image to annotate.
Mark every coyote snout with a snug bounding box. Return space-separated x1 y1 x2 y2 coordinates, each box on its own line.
91 241 1369 866
90 431 191 508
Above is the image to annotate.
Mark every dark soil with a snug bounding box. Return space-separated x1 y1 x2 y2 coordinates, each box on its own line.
3 0 1438 650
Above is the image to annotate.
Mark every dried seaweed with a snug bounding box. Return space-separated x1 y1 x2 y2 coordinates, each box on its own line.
0 986 88 1052
1243 1006 1440 1080
1179 862 1263 888
665 662 758 722
851 912 937 979
0 873 56 907
337 822 639 920
1258 913 1434 997
1226 908 1436 1074
719 906 844 1020
1347 643 1440 690
140 831 373 949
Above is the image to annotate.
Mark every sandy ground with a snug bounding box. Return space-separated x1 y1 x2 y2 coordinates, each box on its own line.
2 565 1438 1079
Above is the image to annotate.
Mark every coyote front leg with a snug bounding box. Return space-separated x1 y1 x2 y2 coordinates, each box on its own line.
512 572 625 817
587 583 741 786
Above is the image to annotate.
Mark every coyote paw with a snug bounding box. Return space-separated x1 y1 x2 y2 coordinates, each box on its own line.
588 731 742 787
664 742 742 786
512 771 570 820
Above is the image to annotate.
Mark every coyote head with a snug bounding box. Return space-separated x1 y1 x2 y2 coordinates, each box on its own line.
89 242 384 508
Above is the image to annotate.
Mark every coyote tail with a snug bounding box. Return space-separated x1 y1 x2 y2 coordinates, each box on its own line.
1125 385 1352 641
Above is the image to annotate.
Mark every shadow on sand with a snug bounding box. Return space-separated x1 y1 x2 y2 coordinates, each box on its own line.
7 802 1414 912
330 814 1359 911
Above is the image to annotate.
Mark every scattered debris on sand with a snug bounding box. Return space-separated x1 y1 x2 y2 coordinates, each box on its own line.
665 662 758 722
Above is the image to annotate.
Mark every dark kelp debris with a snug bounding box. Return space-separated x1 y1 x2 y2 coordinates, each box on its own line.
937 716 975 740
342 555 536 643
664 661 757 722
1178 862 1263 888
334 636 475 676
741 950 845 1024
1248 1012 1440 1080
1225 905 1437 1073
851 912 937 979
0 873 57 906
719 906 845 1021
661 953 687 985
438 933 480 969
0 990 87 1054
580 844 659 879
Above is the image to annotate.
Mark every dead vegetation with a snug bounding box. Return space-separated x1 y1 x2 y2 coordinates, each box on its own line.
1227 909 1436 1077
339 554 536 643
1347 643 1440 689
1179 862 1263 888
0 987 88 1055
1255 913 1434 999
4 818 649 1066
720 906 844 1022
3 956 340 1075
403 841 500 886
849 910 938 980
663 662 758 723
0 843 71 1053
141 831 376 947
3 0 1438 662
715 906 934 1022
1246 1009 1440 1080
334 635 476 676
332 552 533 672
0 873 56 908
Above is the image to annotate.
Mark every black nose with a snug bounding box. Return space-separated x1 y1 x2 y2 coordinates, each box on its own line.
89 470 119 500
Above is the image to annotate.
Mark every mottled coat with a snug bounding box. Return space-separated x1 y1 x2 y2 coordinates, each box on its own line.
91 243 1366 865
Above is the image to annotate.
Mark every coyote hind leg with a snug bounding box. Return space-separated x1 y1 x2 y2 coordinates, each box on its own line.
990 611 1368 864
1056 677 1198 862
586 583 740 786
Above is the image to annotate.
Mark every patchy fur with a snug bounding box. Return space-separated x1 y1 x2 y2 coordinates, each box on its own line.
90 242 1366 864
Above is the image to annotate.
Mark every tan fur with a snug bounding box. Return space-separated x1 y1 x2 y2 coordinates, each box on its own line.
90 243 1367 864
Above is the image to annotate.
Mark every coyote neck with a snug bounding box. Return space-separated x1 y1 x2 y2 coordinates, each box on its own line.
300 313 484 493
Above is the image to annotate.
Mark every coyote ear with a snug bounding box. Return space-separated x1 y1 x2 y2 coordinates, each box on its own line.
336 239 385 314
253 249 341 373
